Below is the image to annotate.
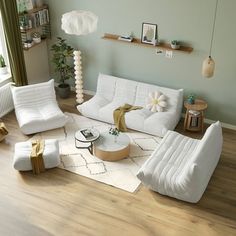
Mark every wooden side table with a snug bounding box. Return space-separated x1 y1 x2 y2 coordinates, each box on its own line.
184 99 208 132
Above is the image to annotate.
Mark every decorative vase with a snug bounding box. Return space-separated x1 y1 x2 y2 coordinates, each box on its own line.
187 98 195 104
171 44 180 50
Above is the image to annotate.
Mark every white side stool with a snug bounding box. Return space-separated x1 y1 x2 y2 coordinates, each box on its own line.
13 139 60 171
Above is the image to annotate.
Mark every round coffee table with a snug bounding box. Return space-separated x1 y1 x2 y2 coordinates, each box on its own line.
75 128 100 154
94 132 130 161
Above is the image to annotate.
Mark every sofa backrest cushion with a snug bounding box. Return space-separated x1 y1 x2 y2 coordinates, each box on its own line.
12 79 56 108
96 73 117 102
113 78 138 104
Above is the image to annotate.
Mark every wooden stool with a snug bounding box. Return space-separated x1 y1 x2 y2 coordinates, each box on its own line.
184 99 208 132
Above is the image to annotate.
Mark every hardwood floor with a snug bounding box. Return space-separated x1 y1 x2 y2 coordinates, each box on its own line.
0 93 236 236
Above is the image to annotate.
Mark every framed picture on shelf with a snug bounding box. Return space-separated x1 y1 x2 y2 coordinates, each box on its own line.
141 23 158 45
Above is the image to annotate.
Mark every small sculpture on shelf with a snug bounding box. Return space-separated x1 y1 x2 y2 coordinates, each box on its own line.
32 32 41 43
171 40 180 49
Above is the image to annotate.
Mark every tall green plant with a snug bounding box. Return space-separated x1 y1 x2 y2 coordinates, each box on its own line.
0 55 6 68
51 37 74 85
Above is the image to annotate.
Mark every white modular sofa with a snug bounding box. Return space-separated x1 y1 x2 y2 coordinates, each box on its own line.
137 121 223 203
78 73 183 137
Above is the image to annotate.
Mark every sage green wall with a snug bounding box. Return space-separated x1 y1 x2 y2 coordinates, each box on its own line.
45 0 236 125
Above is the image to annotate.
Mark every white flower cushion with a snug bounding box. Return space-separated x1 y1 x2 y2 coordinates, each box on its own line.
13 139 60 171
11 80 68 135
78 73 183 137
146 91 167 112
137 122 223 203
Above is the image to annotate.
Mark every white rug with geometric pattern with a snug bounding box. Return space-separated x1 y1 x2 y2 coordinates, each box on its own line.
33 113 161 192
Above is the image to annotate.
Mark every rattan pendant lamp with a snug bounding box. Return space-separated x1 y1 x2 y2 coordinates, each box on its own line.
202 0 219 78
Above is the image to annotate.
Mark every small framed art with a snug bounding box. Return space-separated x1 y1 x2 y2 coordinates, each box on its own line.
141 23 158 45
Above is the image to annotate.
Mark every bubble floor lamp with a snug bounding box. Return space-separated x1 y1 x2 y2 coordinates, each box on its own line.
61 10 98 103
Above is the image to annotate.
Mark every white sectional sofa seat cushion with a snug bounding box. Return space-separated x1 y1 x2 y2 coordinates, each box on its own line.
78 73 183 137
13 139 60 171
136 121 223 203
11 80 68 135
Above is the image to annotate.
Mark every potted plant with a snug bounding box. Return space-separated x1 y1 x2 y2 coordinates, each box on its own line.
51 37 74 98
0 54 7 75
32 32 41 44
109 127 120 143
187 94 196 104
170 40 180 49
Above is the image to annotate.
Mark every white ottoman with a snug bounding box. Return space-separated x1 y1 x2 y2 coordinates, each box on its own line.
13 139 60 171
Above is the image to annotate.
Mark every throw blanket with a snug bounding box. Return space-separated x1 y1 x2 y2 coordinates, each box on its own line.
0 122 8 135
113 104 142 132
30 140 45 174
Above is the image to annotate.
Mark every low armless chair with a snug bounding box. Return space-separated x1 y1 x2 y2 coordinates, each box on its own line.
137 121 223 203
11 80 68 135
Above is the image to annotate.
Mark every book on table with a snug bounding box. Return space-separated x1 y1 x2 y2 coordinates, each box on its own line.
80 129 94 139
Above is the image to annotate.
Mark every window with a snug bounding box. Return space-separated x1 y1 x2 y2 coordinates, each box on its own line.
0 11 11 84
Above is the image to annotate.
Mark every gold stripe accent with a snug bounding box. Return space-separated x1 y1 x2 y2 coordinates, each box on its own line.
0 122 8 135
30 140 45 174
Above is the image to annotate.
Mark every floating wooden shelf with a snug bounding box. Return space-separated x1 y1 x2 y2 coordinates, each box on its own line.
19 5 48 16
102 33 193 53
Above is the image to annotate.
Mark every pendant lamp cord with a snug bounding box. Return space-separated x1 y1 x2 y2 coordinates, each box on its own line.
209 0 219 57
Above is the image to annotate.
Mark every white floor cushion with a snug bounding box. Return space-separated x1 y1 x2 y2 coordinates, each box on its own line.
137 122 223 203
11 80 68 135
13 139 60 171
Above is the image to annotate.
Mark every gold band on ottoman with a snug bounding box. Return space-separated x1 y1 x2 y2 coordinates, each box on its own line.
30 140 45 174
0 122 8 142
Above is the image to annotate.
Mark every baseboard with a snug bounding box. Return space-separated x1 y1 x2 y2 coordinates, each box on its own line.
59 84 96 96
83 89 96 96
182 113 236 131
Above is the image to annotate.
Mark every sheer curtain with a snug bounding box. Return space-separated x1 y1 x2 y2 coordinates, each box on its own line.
0 0 28 86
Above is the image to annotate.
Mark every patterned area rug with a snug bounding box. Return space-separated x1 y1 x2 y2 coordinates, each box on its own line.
33 113 161 192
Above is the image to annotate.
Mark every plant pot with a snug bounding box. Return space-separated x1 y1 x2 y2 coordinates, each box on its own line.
0 67 7 75
57 83 71 99
33 37 41 43
171 44 180 50
187 98 195 104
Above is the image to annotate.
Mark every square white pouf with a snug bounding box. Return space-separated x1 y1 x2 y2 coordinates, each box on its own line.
13 139 60 171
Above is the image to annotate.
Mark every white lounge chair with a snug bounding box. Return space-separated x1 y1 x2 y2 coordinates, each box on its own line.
11 80 68 135
137 121 223 203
